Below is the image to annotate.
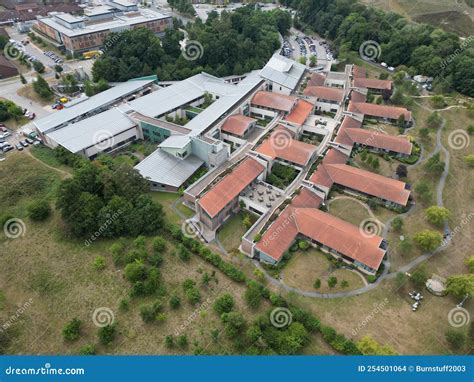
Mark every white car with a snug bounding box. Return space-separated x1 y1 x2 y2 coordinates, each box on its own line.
0 132 11 139
381 62 388 68
387 66 395 72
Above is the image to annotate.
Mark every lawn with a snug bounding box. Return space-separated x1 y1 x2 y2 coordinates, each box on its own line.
282 249 366 293
217 212 257 253
0 153 276 355
148 192 181 225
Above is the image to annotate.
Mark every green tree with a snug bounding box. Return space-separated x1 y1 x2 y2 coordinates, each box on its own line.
32 60 45 73
221 311 246 338
425 206 450 226
413 230 443 252
411 265 428 288
446 275 474 299
32 75 53 99
313 278 321 289
465 256 474 273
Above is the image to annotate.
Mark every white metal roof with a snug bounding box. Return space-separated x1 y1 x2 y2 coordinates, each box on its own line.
34 79 154 134
259 53 306 91
46 107 136 153
128 73 231 118
158 135 190 149
134 149 203 188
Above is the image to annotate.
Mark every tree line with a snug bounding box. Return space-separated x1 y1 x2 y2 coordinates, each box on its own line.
92 6 291 82
282 0 474 96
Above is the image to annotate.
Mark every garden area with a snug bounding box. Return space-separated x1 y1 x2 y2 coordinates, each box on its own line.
217 212 258 253
282 248 366 293
266 163 299 189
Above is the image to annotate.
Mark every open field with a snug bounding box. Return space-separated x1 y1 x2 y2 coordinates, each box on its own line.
0 152 338 355
282 249 366 293
361 0 474 36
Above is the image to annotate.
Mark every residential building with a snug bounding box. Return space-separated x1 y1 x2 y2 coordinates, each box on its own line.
259 53 306 95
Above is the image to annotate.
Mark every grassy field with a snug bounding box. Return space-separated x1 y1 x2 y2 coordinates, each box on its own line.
361 0 474 36
282 249 366 293
217 212 257 253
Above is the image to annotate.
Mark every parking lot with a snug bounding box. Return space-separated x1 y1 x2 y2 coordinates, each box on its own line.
0 111 42 158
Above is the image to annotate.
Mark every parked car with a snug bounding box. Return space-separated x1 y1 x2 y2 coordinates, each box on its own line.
381 62 388 68
25 138 34 145
15 143 23 151
0 125 7 133
20 140 28 147
387 66 395 72
0 132 11 139
28 112 36 120
2 144 14 153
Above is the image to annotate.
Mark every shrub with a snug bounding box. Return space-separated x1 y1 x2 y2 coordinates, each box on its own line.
313 278 321 289
152 236 166 252
62 318 81 341
327 276 337 288
98 324 116 345
27 200 51 221
177 334 188 348
169 295 181 309
165 335 174 348
93 256 106 271
119 298 129 312
213 293 234 315
392 217 403 232
124 261 147 282
445 329 465 350
79 344 96 355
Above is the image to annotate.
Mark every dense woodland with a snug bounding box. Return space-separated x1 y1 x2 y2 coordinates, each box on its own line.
282 0 474 96
92 6 291 82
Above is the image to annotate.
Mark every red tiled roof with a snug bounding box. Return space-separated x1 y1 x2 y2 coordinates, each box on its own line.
255 187 322 262
308 73 326 87
350 89 367 103
296 208 385 270
349 102 412 121
221 115 256 136
340 115 363 130
199 157 265 218
354 77 392 91
256 205 385 271
323 147 349 165
251 91 296 113
353 65 367 78
337 128 412 155
255 127 317 166
303 86 344 103
324 164 410 206
285 99 314 125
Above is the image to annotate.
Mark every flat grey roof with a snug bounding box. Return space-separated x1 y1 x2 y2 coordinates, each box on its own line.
34 79 154 134
46 107 136 153
129 73 229 119
135 149 203 188
39 9 170 38
259 53 306 91
186 72 264 137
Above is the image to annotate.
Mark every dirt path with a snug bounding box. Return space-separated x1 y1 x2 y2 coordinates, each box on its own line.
26 150 72 179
